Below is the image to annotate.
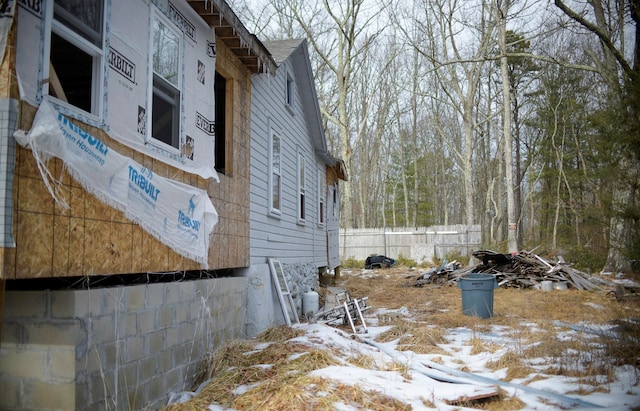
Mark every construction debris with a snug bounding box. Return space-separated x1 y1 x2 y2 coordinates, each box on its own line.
609 283 640 302
413 249 606 291
414 260 462 286
312 291 370 334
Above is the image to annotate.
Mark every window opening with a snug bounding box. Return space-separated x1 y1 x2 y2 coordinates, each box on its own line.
298 153 306 222
47 1 105 116
286 74 294 107
215 71 227 173
150 14 181 149
318 171 325 226
270 133 281 213
333 182 338 217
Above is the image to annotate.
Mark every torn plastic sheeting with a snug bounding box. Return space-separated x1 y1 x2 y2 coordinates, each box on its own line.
14 99 218 267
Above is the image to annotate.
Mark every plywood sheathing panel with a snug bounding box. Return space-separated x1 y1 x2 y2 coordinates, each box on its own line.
14 212 53 278
16 144 45 182
67 217 85 275
0 9 19 100
83 220 134 275
8 105 200 279
17 175 54 214
204 39 251 270
131 225 145 273
141 231 171 272
52 214 71 276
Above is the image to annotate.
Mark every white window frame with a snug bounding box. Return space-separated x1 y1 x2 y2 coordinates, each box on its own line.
43 0 107 123
147 8 183 153
269 128 282 216
297 150 306 224
318 168 325 227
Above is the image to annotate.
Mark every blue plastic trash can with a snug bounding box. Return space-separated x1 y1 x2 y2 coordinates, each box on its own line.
457 273 498 318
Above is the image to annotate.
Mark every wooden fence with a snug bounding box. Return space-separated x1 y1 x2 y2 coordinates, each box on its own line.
339 225 482 264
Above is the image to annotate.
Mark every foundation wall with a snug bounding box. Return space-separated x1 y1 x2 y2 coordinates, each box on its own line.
0 276 248 410
244 262 318 337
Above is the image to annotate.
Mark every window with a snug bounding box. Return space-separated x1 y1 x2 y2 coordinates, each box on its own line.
318 170 325 226
270 132 281 214
286 73 294 108
333 182 338 217
46 0 106 117
149 12 181 150
214 71 228 174
298 152 306 222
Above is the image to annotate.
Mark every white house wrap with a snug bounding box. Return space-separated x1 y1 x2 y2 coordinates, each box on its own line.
15 0 218 180
15 100 218 267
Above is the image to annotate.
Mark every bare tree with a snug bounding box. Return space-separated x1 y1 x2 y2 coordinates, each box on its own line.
495 0 518 252
401 0 499 227
283 0 391 228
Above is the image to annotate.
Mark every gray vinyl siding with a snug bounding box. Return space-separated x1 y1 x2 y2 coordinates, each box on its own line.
250 58 328 267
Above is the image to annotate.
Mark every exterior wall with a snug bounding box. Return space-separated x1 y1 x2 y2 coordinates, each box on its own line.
207 38 251 270
249 58 327 268
340 225 483 263
3 4 252 279
246 46 327 334
0 277 248 410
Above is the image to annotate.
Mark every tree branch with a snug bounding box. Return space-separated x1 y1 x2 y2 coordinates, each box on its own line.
554 0 634 79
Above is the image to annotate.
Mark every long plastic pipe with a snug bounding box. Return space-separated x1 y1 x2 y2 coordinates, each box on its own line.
359 335 604 409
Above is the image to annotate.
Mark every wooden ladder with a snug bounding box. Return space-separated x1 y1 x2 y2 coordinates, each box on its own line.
268 258 300 326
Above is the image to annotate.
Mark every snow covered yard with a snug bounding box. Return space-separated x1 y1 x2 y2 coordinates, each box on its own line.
166 268 640 410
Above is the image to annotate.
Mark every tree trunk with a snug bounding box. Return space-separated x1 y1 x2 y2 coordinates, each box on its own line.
497 0 518 253
603 153 640 273
462 107 475 226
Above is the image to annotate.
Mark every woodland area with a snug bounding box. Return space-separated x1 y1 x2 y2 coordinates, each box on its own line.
231 0 640 273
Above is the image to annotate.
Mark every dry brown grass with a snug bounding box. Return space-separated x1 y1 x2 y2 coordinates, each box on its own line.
396 326 449 355
254 325 305 342
194 340 257 383
346 352 378 369
357 269 640 353
375 320 414 343
167 267 640 411
484 388 528 411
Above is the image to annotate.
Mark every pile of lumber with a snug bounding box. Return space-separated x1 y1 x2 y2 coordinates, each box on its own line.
465 250 604 290
413 250 605 290
414 260 462 286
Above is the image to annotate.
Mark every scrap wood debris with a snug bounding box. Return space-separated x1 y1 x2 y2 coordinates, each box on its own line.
414 259 462 286
414 249 607 291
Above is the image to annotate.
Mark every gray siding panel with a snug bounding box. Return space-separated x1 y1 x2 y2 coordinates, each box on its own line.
249 56 328 268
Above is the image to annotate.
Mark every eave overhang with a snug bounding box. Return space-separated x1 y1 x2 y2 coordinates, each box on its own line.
187 0 277 75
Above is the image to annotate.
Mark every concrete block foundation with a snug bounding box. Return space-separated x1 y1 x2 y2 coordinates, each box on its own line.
0 276 248 410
